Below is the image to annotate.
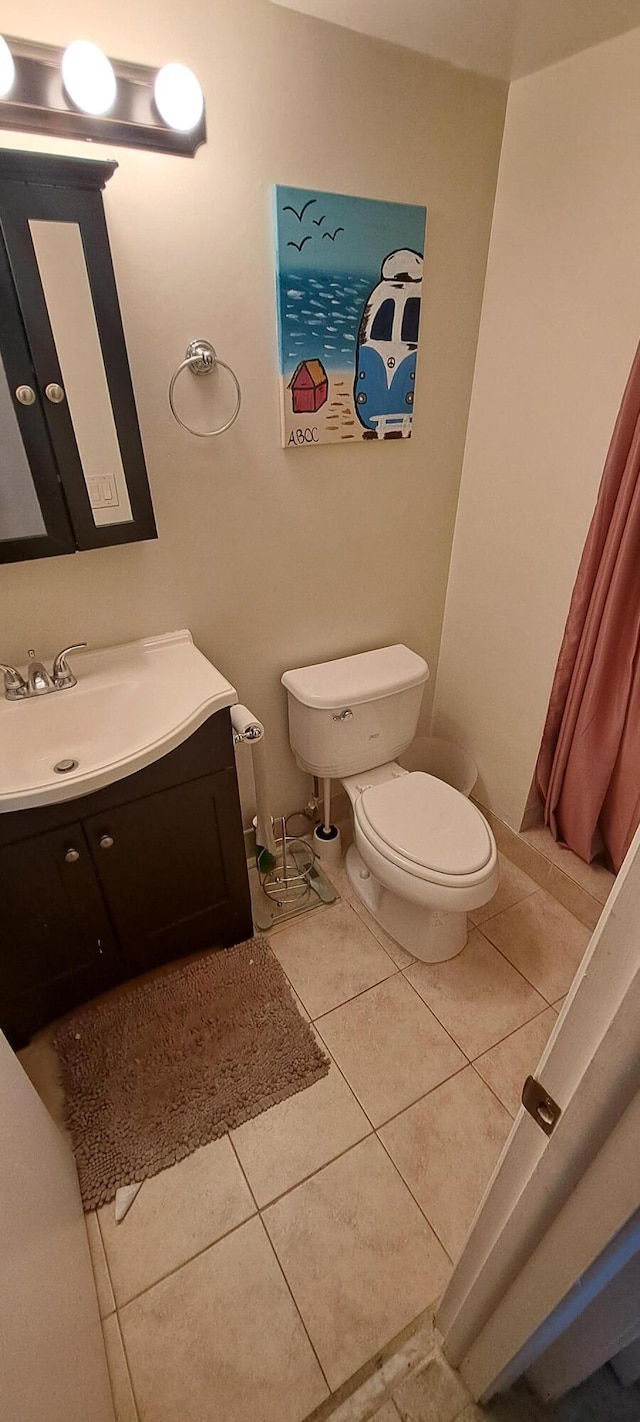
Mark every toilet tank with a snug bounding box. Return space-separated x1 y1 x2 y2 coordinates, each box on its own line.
281 645 429 779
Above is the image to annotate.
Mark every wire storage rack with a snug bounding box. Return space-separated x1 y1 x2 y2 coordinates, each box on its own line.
259 815 317 907
248 814 337 931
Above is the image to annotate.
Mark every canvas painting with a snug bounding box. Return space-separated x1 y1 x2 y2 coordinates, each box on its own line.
274 185 427 449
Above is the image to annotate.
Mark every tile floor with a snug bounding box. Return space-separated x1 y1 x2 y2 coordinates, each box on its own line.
479 810 615 935
21 848 594 1422
369 1350 640 1422
318 1315 640 1422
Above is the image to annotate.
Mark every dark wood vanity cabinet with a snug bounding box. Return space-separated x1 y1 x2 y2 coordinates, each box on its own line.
0 150 157 564
0 822 123 1049
0 712 253 1048
83 773 247 977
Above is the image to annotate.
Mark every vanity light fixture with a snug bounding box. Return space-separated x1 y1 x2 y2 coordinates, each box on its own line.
0 35 206 156
154 63 204 133
0 35 15 97
61 40 117 117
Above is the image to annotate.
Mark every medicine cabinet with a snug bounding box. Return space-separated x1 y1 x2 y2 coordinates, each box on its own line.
0 150 156 564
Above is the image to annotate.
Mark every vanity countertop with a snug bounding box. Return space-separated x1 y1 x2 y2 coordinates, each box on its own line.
0 630 237 813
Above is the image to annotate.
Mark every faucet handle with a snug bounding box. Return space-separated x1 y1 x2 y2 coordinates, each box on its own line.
0 663 28 700
52 642 87 689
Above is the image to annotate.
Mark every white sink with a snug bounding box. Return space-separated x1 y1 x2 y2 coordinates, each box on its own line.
0 630 237 813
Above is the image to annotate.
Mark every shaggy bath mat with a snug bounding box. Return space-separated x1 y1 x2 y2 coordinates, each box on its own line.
53 936 329 1211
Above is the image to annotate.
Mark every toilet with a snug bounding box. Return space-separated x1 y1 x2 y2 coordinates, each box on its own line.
282 645 499 962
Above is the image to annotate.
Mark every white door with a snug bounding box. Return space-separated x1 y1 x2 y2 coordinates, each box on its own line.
0 1032 114 1422
437 823 640 1401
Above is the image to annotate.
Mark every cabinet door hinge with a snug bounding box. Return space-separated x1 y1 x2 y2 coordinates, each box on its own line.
522 1075 562 1136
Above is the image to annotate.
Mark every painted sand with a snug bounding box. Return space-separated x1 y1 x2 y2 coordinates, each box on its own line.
280 368 361 447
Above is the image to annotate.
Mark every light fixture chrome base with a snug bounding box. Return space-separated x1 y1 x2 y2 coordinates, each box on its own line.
0 35 206 157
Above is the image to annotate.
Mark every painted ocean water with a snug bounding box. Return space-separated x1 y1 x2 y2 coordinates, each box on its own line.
278 269 375 374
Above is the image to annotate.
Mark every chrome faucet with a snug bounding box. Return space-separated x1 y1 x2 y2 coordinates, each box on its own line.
26 649 55 695
0 664 28 700
51 644 87 690
0 643 87 701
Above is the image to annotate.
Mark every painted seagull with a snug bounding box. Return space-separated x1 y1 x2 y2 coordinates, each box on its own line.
287 236 312 251
322 227 344 241
283 198 317 222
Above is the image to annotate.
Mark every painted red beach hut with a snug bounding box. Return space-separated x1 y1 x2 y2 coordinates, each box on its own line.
288 358 328 414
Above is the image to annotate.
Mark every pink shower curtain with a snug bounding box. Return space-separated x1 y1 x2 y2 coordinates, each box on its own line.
536 341 640 873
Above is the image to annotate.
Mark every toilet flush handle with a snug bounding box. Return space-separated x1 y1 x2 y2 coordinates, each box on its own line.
332 708 353 721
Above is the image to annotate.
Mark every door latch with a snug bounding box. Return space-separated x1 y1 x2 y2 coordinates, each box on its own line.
522 1076 562 1137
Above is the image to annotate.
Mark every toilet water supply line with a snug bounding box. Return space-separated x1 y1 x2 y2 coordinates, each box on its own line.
230 704 277 862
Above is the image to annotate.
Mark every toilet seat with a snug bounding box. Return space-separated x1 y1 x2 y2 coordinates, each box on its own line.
354 771 493 888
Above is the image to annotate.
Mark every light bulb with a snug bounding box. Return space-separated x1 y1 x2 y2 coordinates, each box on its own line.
0 35 15 99
62 40 116 116
154 63 203 132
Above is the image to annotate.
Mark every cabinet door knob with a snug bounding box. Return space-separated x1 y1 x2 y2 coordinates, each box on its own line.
45 383 66 404
99 834 114 850
15 385 36 406
65 847 80 863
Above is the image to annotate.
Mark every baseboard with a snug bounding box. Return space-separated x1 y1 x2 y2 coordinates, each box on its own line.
474 800 612 932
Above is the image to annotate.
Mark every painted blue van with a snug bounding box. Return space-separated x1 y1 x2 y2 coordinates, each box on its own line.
354 249 423 439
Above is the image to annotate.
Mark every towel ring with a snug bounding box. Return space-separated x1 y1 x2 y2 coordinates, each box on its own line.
168 339 241 437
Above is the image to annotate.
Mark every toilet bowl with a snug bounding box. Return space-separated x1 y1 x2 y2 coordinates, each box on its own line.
281 644 499 962
342 763 498 961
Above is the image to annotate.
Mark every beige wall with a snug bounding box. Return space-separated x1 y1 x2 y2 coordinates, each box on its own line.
433 27 640 829
0 1032 113 1421
0 0 505 820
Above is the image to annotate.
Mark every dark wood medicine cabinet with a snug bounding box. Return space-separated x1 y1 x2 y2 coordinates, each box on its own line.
0 149 157 564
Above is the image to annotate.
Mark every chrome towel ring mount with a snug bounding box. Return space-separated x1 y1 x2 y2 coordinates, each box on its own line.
168 339 241 437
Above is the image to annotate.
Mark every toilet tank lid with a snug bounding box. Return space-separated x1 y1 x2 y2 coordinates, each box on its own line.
281 645 429 710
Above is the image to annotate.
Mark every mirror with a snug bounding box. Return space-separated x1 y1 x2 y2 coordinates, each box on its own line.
29 219 133 527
